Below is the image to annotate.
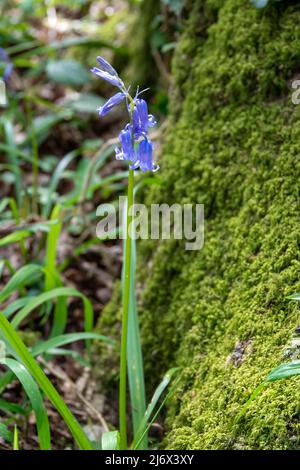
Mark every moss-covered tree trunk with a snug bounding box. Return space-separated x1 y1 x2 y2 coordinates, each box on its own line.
137 0 300 450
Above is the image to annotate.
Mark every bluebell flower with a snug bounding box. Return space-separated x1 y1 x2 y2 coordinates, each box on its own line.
115 124 136 162
0 47 13 82
131 138 159 172
98 92 126 116
132 98 156 137
97 56 118 76
91 55 159 172
91 66 123 88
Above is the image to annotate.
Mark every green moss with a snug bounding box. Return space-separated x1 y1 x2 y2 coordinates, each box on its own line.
136 0 300 449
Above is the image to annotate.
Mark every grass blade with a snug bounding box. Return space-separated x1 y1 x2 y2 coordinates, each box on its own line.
13 425 19 450
0 313 93 449
287 293 300 301
31 332 116 357
266 360 300 382
0 231 31 248
44 205 62 291
1 358 51 450
10 287 93 334
0 398 25 415
131 368 180 449
235 382 267 423
43 151 79 218
237 360 300 423
43 205 69 337
126 235 147 448
121 193 147 448
0 264 42 304
0 423 13 444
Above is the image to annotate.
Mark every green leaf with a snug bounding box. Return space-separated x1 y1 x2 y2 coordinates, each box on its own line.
67 93 105 113
44 205 62 292
0 398 25 415
131 368 180 449
0 313 93 450
3 298 32 319
10 287 94 336
266 361 300 382
236 360 300 423
43 205 69 338
43 150 80 218
1 358 51 450
0 264 43 304
0 371 15 393
0 423 13 443
288 293 300 301
125 233 147 448
46 60 90 87
235 382 267 423
13 425 19 450
0 231 31 248
102 431 120 450
31 332 116 357
44 204 64 336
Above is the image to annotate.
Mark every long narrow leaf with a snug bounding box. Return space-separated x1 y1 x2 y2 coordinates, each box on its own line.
44 205 62 291
0 398 25 415
43 151 80 218
0 264 43 304
121 194 147 448
44 205 68 337
13 425 19 450
0 231 31 248
0 423 12 444
237 360 300 423
31 332 116 357
0 313 93 450
266 360 300 382
288 293 300 301
235 382 267 423
11 287 93 334
1 358 51 450
131 368 180 449
126 235 147 448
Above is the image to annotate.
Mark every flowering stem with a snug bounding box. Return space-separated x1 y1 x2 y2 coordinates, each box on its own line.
119 167 134 450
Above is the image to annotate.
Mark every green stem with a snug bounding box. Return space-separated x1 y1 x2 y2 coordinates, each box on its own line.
119 168 134 450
